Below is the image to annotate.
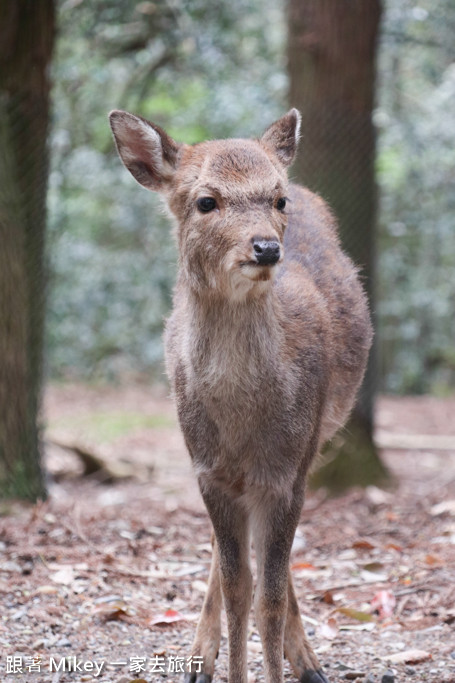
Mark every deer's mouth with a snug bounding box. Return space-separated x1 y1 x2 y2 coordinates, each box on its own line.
240 260 262 267
239 259 279 268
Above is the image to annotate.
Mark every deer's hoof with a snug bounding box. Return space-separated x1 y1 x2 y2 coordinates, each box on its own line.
300 669 330 683
183 675 212 683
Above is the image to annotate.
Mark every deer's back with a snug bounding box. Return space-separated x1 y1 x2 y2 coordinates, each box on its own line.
279 184 372 443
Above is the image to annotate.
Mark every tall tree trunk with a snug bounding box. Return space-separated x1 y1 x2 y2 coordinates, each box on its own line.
288 0 389 491
0 1 55 500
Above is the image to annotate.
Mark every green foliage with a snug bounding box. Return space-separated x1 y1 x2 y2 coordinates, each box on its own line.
48 0 455 394
376 0 455 393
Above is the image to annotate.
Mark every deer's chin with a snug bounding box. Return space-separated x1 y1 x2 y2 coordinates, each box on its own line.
239 262 278 282
223 264 277 302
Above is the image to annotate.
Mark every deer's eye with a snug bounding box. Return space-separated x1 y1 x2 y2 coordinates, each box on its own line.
276 197 287 212
197 197 217 213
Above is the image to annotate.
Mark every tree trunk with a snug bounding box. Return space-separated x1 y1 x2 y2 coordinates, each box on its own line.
0 1 55 500
287 0 389 491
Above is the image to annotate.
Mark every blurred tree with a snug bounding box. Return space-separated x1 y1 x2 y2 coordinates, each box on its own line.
0 1 55 500
288 0 389 491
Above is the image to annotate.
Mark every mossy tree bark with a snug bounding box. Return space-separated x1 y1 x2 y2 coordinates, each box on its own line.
0 1 55 500
287 0 389 492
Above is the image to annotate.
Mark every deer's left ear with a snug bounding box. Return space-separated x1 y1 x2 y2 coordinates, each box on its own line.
260 108 301 167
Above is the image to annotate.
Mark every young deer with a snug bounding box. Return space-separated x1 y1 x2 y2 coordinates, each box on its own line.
109 109 373 683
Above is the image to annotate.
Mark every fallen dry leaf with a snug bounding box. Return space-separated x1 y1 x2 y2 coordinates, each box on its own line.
424 553 442 566
430 500 455 516
352 539 376 551
291 561 316 570
360 568 388 583
337 607 374 622
35 585 59 595
93 599 131 621
363 561 385 573
49 565 75 585
323 590 335 604
247 641 262 653
385 649 432 664
192 579 208 593
319 617 338 640
364 485 392 506
149 608 189 626
370 590 396 619
339 623 376 632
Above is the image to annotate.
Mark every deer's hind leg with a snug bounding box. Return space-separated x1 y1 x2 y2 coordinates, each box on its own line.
184 534 222 683
284 570 329 683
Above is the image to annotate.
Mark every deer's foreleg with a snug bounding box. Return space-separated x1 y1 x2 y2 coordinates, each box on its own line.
252 494 302 683
201 484 252 683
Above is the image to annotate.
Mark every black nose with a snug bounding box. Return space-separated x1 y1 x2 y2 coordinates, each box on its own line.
253 239 281 266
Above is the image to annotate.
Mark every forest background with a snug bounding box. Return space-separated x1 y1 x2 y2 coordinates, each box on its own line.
48 0 455 397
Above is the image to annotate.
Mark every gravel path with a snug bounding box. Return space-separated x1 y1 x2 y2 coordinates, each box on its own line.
1 384 454 683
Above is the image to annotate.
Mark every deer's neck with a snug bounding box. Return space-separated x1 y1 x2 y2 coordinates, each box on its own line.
183 287 283 389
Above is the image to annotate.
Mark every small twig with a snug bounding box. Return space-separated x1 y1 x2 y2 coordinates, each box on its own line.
309 579 389 596
73 501 99 550
394 584 444 597
38 553 50 569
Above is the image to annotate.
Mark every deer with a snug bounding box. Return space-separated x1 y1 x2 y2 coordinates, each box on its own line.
109 108 373 683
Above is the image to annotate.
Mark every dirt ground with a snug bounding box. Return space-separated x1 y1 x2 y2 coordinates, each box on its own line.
1 384 455 683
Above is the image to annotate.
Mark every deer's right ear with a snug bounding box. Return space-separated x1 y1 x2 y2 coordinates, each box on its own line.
109 110 181 191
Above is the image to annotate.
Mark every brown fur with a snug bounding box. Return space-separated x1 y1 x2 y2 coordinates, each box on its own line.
109 108 373 683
